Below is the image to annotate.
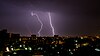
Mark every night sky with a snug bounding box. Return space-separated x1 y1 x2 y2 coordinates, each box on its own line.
0 0 99 36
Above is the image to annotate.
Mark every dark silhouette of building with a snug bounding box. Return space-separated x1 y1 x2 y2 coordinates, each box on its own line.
0 29 9 51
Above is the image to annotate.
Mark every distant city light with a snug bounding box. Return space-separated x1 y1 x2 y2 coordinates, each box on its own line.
57 52 60 54
69 49 71 52
75 40 78 42
23 45 25 47
52 47 55 49
13 52 17 54
28 47 32 50
25 48 28 50
55 45 57 47
7 55 10 56
10 45 13 48
81 37 84 39
19 45 22 47
38 47 41 50
6 47 10 52
95 48 100 51
11 48 14 51
82 43 89 46
70 52 73 55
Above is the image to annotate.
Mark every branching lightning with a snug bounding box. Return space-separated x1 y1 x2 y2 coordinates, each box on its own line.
48 12 55 36
31 12 43 36
31 11 55 36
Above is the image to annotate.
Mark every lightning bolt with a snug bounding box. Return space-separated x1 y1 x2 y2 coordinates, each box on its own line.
31 12 43 36
48 12 55 36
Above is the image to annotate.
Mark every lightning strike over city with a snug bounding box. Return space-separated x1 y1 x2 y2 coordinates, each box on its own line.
48 12 55 36
0 0 99 56
31 12 43 36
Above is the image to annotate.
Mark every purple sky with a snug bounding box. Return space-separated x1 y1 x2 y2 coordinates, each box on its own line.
0 0 99 36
